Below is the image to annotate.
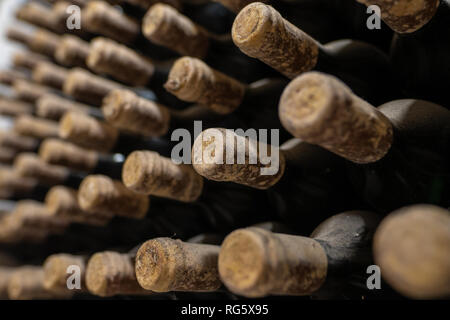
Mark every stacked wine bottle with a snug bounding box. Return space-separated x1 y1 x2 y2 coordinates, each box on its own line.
0 0 448 301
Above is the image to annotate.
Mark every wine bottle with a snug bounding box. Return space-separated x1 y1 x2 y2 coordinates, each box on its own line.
279 72 450 212
142 3 276 82
192 129 360 231
58 111 175 156
14 115 59 140
32 61 69 91
82 1 177 60
218 210 380 297
374 204 450 299
86 37 189 109
135 237 222 292
231 2 398 105
0 168 49 202
12 51 50 71
39 138 124 179
122 150 273 230
13 153 86 188
85 248 154 297
54 35 90 68
7 26 60 59
43 253 88 294
7 266 73 300
36 93 103 121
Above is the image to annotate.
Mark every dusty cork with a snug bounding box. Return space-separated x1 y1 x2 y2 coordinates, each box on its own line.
357 0 440 33
165 57 246 114
54 35 90 68
374 205 450 299
45 186 111 226
16 2 58 33
192 128 285 189
8 266 72 300
102 89 170 137
0 70 28 86
32 62 69 90
13 79 52 103
14 153 70 186
12 200 69 233
122 151 204 202
63 68 123 106
217 0 269 13
83 1 140 44
39 138 99 172
12 51 49 70
136 238 222 292
28 29 61 58
6 26 33 46
36 94 91 120
86 251 152 297
232 3 319 79
43 254 87 292
219 227 328 297
59 111 119 152
14 115 60 140
0 98 33 117
0 131 38 152
142 4 210 58
78 174 149 219
87 37 155 86
279 72 393 164
0 168 38 198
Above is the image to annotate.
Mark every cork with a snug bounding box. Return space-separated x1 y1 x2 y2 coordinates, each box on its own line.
0 70 28 86
192 128 285 189
142 4 210 58
16 2 58 33
122 151 204 202
13 79 52 103
164 57 246 114
43 254 87 292
78 174 149 219
63 68 123 106
14 115 59 140
13 153 70 186
374 205 450 299
0 168 38 198
87 37 155 86
6 26 33 46
102 89 170 137
0 215 49 244
0 147 16 164
32 61 69 90
0 98 33 117
219 0 270 13
8 266 72 300
12 51 49 70
39 138 99 172
45 186 111 226
86 251 152 297
83 1 140 44
357 0 440 33
36 94 91 120
28 29 61 58
54 35 90 68
0 267 13 299
279 72 393 163
135 238 222 292
219 227 328 297
59 111 119 152
125 0 182 10
232 3 319 79
0 131 38 152
13 200 69 233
